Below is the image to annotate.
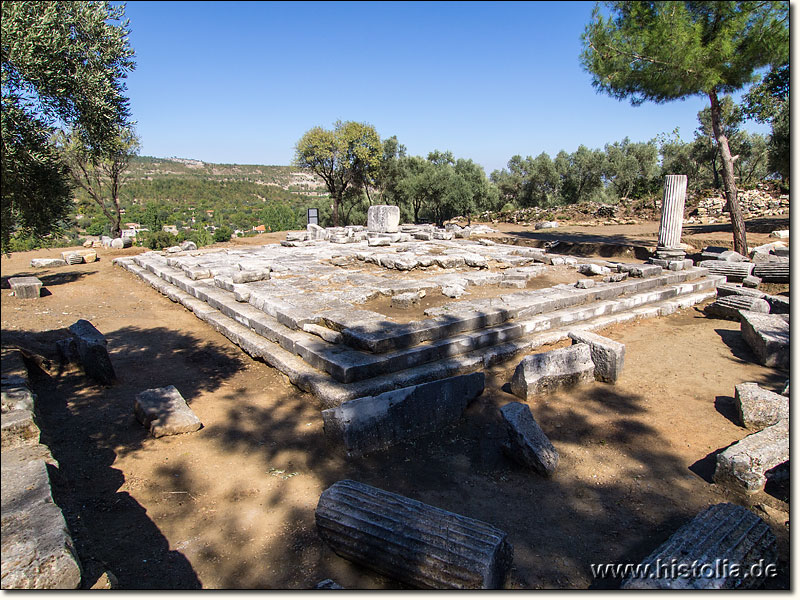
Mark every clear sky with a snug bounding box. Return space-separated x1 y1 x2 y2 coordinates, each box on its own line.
122 0 772 174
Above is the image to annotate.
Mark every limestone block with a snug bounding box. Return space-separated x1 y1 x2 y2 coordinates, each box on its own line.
66 319 116 384
500 402 559 477
618 263 662 278
307 223 329 240
391 292 421 309
435 255 464 269
366 205 400 233
321 373 484 457
9 277 43 299
134 385 202 438
718 250 747 262
1 409 40 449
1 458 82 588
367 237 391 247
432 230 454 240
739 311 789 369
165 245 182 253
180 241 197 251
621 503 777 589
568 330 625 383
442 284 466 298
735 382 789 429
463 253 488 268
510 344 595 399
769 229 789 239
29 258 66 269
578 263 608 276
1 383 36 413
575 279 595 289
315 479 513 588
535 221 559 229
713 419 788 493
232 269 270 284
742 275 761 288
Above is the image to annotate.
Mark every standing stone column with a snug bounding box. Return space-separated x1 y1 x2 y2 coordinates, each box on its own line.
656 175 688 260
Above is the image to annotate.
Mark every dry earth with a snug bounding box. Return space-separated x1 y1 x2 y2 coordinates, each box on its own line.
0 221 790 589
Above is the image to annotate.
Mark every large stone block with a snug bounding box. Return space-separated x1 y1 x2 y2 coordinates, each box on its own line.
134 385 202 438
367 205 400 233
739 311 789 369
1 409 40 449
322 373 484 456
567 330 625 383
63 319 116 385
621 503 777 589
713 419 788 493
30 258 67 269
735 382 789 429
500 402 559 477
315 479 513 588
510 344 594 399
1 458 82 588
8 277 43 299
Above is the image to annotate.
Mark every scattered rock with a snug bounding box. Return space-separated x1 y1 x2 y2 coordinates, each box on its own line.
739 311 789 369
510 344 595 399
567 330 625 383
134 385 202 438
500 402 559 477
735 382 789 429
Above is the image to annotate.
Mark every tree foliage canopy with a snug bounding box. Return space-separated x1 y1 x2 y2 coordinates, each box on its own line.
1 1 135 251
294 120 382 226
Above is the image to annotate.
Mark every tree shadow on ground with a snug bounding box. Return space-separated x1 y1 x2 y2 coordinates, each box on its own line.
1 270 96 289
683 216 789 236
496 232 654 260
5 325 247 589
140 365 789 590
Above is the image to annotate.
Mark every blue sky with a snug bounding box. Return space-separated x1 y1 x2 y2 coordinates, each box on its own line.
122 0 772 174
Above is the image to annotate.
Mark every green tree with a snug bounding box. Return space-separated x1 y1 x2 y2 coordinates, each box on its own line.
58 125 140 238
742 63 788 184
1 1 135 251
581 1 789 254
294 120 382 226
213 226 233 243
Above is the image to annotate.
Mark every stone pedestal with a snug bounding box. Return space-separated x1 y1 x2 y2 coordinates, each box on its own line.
8 277 43 299
655 175 688 260
367 205 400 233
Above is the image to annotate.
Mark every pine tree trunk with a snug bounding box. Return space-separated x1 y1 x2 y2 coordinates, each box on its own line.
709 89 747 254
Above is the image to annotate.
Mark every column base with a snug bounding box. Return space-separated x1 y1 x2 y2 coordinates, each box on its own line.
654 246 686 260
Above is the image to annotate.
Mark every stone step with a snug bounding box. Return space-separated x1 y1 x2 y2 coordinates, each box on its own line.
120 257 720 385
116 257 718 407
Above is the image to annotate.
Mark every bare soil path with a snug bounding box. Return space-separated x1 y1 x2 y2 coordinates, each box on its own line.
1 222 789 589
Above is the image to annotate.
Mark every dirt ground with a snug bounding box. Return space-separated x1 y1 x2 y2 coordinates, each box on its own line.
0 221 790 590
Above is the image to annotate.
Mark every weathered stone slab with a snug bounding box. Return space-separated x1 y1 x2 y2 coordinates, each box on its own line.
232 269 270 284
8 277 43 299
1 457 82 588
134 385 202 438
735 382 789 429
367 205 400 233
510 344 594 399
1 410 40 449
621 503 777 589
567 330 625 383
1 383 35 413
713 419 788 494
321 373 484 456
618 263 662 278
703 295 770 321
29 258 67 269
739 310 789 369
500 402 559 477
62 320 116 384
315 479 513 589
578 263 609 276
391 291 421 309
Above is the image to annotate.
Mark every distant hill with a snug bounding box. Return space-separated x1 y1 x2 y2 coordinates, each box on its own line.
128 156 328 196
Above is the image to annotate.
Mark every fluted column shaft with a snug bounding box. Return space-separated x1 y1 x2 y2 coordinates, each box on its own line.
658 175 688 249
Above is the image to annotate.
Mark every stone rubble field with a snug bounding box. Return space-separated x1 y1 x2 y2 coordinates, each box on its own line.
0 219 789 589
